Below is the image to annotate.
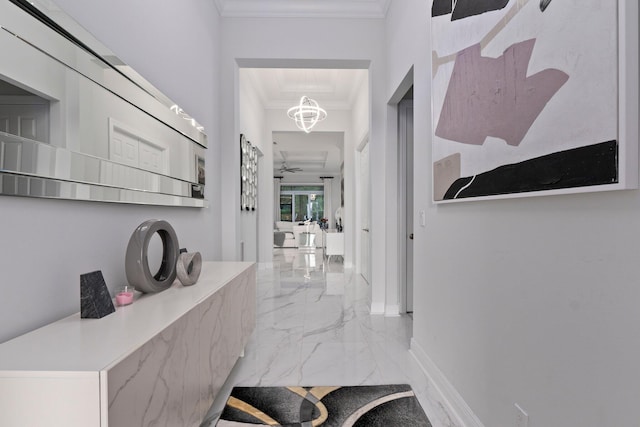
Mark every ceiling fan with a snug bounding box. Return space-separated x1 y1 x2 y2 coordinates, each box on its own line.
279 162 302 173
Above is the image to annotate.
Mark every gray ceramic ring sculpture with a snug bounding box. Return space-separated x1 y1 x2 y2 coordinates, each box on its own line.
125 219 180 293
176 252 202 286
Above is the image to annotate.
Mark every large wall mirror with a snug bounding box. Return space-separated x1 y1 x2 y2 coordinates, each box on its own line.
0 0 207 206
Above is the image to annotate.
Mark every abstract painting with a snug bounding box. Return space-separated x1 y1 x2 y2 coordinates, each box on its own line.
431 0 637 201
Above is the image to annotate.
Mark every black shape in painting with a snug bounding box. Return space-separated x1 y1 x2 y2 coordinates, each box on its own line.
431 0 452 17
540 0 553 12
443 140 619 200
432 0 511 20
451 0 510 21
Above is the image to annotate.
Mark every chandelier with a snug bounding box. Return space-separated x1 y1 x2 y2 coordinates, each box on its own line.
287 96 327 133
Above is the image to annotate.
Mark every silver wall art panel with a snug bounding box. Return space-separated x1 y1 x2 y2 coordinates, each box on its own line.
240 134 257 211
0 0 207 206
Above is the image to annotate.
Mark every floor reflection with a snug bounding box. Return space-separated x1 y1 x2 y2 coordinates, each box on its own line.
203 248 453 427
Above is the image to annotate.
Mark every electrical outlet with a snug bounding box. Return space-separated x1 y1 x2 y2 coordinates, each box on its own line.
515 403 529 427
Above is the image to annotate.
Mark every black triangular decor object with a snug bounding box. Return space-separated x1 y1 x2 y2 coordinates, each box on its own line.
80 270 115 319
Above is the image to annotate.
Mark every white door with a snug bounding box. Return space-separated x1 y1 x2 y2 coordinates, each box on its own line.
360 142 371 283
0 104 49 143
399 100 414 313
0 103 49 174
109 118 167 174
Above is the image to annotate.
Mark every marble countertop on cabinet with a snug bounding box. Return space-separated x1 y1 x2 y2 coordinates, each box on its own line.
0 261 254 372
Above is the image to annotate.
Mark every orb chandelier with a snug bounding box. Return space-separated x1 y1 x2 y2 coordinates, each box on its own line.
287 96 327 133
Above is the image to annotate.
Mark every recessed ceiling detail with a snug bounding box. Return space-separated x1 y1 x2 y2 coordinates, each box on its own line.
240 68 366 178
243 68 367 110
214 0 391 18
285 150 329 164
273 132 343 176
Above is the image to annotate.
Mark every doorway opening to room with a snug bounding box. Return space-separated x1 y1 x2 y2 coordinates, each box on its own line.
389 67 415 317
357 137 370 284
272 130 344 259
238 65 369 274
398 88 414 314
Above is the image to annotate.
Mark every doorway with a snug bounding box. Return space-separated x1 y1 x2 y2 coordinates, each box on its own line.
237 65 368 269
398 90 414 313
358 139 371 284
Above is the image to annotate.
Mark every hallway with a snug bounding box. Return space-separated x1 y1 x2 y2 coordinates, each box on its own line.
204 248 455 426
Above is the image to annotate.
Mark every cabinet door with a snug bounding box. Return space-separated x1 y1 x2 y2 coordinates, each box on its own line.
326 233 344 256
0 372 100 427
107 312 201 427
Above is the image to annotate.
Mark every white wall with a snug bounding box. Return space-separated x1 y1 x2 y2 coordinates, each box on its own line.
351 73 370 143
386 1 640 426
351 71 370 276
239 70 267 262
0 0 221 344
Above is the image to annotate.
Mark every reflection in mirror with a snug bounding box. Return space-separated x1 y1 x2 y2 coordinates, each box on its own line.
0 131 201 198
147 232 163 278
0 0 207 207
0 80 49 144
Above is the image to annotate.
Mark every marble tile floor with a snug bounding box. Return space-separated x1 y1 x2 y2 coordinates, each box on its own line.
202 248 457 427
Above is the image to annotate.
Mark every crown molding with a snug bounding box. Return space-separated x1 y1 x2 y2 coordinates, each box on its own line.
215 0 391 19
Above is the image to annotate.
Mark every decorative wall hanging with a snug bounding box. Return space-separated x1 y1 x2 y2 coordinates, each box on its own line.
176 251 202 286
431 0 638 202
240 134 258 211
80 270 115 319
125 219 180 293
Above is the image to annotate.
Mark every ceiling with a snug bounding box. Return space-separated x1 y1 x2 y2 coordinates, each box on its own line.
242 68 367 177
214 0 391 18
273 131 343 175
229 1 377 179
243 68 366 111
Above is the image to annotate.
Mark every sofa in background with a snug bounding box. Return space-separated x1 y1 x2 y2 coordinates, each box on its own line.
273 221 323 248
274 221 296 248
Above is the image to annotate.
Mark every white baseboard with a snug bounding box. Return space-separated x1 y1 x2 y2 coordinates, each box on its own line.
385 304 400 317
370 301 385 315
409 338 485 427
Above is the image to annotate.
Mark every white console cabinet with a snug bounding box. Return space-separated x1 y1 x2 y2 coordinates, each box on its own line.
0 262 256 427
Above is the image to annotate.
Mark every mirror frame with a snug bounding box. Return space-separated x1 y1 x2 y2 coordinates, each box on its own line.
0 0 207 207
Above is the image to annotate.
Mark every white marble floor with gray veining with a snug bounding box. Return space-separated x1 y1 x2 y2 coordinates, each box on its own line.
202 248 456 427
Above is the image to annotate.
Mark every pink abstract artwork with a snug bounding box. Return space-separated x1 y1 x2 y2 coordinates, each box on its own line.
435 39 569 147
430 0 628 201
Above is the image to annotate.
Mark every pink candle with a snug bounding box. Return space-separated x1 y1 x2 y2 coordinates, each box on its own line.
116 291 134 306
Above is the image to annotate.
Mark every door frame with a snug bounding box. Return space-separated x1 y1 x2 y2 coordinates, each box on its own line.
398 98 413 313
355 134 371 285
387 67 414 316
